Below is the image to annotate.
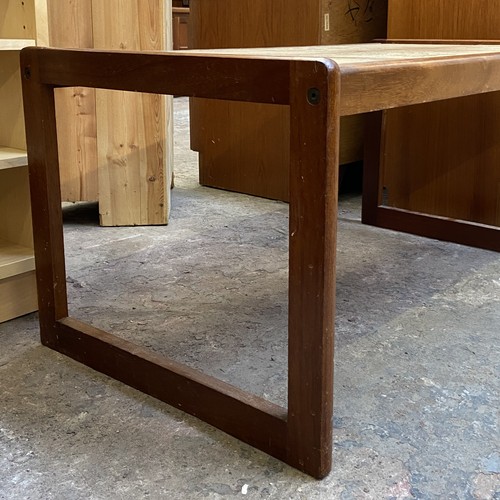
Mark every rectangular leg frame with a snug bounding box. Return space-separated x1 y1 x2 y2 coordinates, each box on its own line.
21 48 340 479
362 111 500 252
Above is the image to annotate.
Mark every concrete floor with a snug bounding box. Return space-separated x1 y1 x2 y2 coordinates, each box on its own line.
1 98 499 499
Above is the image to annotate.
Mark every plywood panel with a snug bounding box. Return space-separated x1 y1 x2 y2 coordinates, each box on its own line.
383 0 500 225
0 271 37 323
46 0 98 202
92 0 172 226
0 166 33 248
0 51 26 150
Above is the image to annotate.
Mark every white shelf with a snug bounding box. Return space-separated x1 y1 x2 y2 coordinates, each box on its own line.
0 147 28 170
0 39 36 51
0 239 35 281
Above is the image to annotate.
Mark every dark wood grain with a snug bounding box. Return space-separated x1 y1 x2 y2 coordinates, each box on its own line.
24 47 291 105
22 44 500 480
21 50 68 342
56 317 288 459
286 60 339 478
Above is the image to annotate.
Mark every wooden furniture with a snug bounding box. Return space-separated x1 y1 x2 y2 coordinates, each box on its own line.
377 0 500 226
0 0 47 322
173 6 190 50
189 0 387 201
45 0 173 226
22 43 500 478
0 0 171 321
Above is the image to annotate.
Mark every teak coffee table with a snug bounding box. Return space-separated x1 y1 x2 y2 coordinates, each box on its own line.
22 43 500 478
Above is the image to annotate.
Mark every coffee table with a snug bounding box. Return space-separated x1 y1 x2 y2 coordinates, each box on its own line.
21 43 500 478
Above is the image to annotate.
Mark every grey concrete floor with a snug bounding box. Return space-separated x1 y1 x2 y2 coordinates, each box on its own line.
1 98 499 499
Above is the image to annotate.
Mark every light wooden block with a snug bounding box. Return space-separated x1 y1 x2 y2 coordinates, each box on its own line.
0 271 38 323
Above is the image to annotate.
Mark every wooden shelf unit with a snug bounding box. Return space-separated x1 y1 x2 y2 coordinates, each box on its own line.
0 164 37 323
0 0 45 322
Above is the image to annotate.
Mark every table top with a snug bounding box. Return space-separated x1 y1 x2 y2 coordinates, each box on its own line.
182 43 500 65
26 42 500 116
180 43 500 115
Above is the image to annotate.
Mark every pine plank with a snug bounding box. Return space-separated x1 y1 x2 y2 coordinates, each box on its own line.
0 147 28 170
46 0 98 202
92 0 172 226
0 39 35 50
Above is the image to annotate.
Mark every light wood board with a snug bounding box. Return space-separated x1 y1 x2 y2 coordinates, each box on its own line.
92 0 173 226
0 238 35 280
0 39 35 50
0 51 27 151
47 0 98 202
0 166 33 248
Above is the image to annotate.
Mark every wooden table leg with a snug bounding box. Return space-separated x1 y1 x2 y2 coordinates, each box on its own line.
287 61 340 478
21 68 68 344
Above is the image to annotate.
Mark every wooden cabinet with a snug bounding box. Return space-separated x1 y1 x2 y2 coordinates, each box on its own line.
0 0 46 321
173 7 190 49
189 0 388 201
381 0 500 226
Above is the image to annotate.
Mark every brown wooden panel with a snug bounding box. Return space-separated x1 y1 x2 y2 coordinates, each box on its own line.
173 8 190 50
384 0 500 225
190 0 387 201
56 317 288 461
287 60 339 478
388 0 500 39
